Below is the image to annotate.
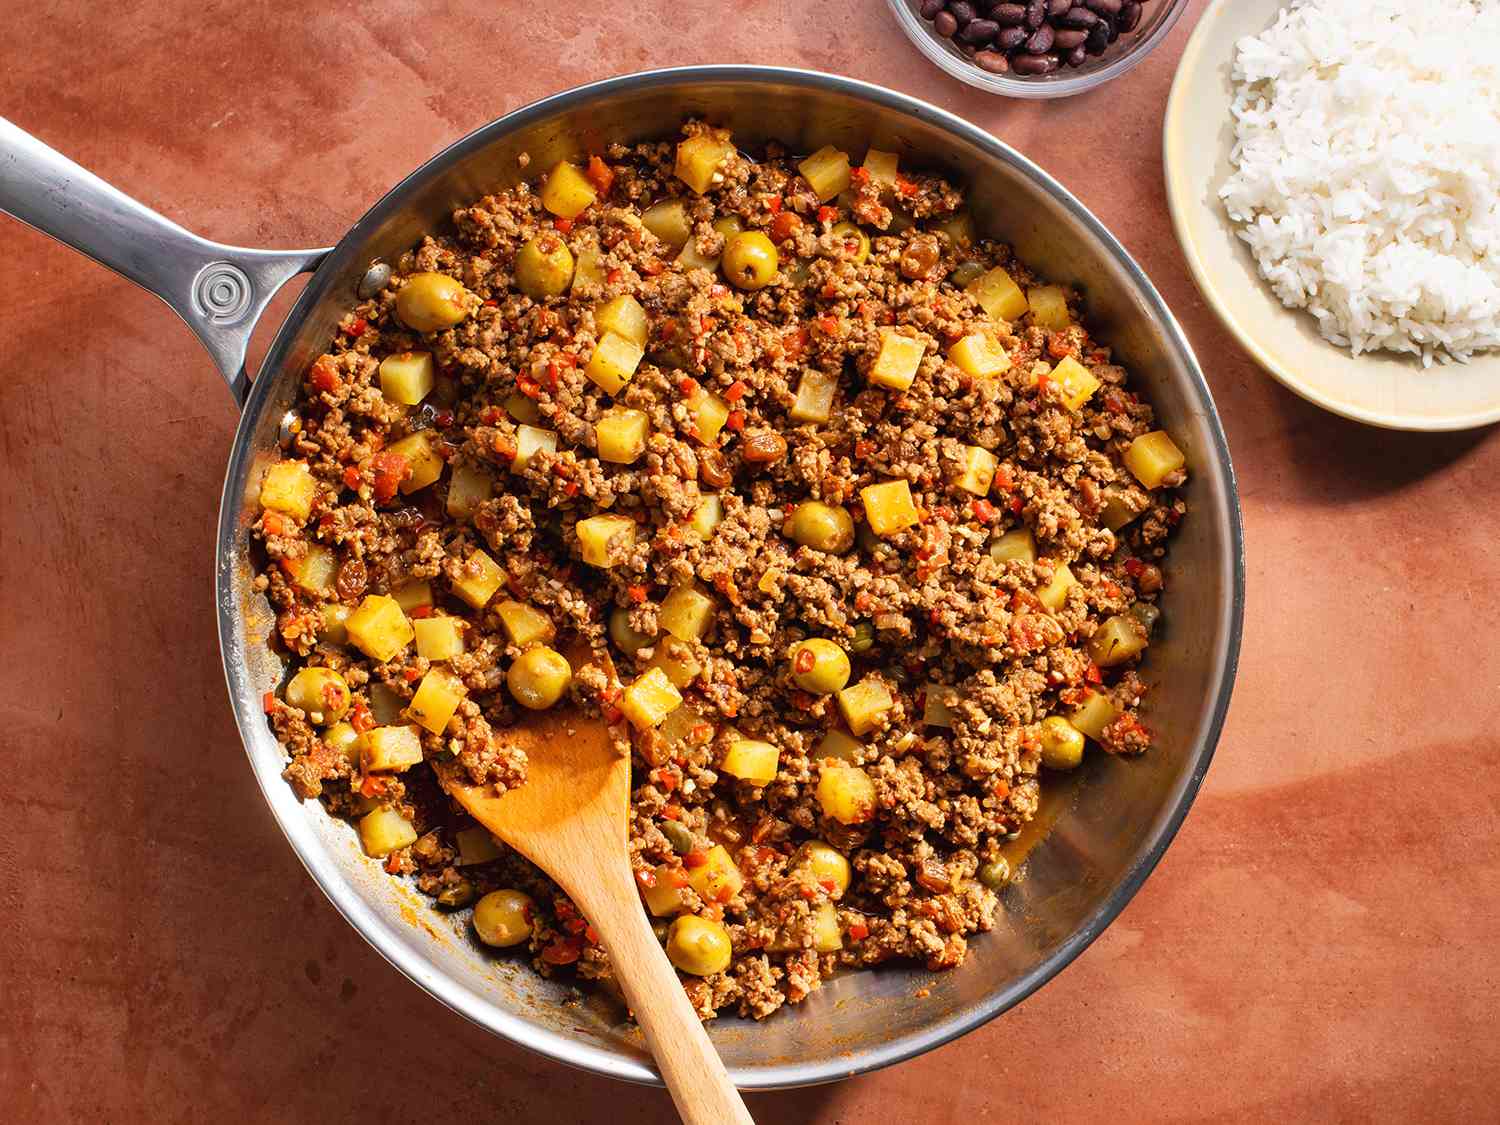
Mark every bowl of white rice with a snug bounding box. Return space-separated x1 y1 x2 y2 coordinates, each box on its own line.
1164 0 1500 431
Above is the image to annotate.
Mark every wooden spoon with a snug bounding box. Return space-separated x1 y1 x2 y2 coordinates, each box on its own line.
434 640 753 1125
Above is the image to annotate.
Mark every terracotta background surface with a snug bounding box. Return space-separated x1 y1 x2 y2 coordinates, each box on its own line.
3 1 1497 1121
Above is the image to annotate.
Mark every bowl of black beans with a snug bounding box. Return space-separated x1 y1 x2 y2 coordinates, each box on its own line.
887 0 1189 97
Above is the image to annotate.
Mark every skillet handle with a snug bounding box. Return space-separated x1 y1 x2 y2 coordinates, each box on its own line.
0 115 330 406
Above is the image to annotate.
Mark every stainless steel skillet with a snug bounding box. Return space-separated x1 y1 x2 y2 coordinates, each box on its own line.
0 66 1244 1089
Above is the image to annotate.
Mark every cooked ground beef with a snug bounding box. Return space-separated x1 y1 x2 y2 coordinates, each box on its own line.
252 122 1186 1021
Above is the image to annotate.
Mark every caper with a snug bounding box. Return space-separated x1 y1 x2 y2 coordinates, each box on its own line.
1129 602 1161 634
850 622 875 654
436 879 477 910
660 820 695 855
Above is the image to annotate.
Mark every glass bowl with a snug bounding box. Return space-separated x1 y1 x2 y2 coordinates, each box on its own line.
887 0 1191 99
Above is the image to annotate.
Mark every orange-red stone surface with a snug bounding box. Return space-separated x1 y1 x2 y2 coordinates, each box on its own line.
3 2 1497 1121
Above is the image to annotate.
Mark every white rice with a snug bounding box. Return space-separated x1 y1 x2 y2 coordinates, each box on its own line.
1219 0 1500 365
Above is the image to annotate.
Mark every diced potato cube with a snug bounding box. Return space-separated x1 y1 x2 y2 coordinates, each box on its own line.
413 616 464 662
361 725 424 772
813 900 844 952
290 544 337 595
687 844 744 903
837 678 895 736
660 704 715 751
1124 431 1186 490
675 132 734 195
967 266 1029 322
455 825 503 866
405 669 465 734
512 424 558 471
505 392 541 425
799 145 852 202
621 666 683 730
934 211 975 247
496 600 555 648
1048 355 1101 411
358 806 417 858
1088 614 1148 668
596 408 649 464
721 739 779 785
368 682 404 726
923 684 959 728
1068 690 1121 741
948 331 1011 379
660 585 715 642
320 603 352 644
576 514 636 568
1037 561 1078 612
451 548 505 609
259 461 316 522
378 351 435 406
387 432 444 493
790 369 837 424
955 445 998 496
860 480 920 537
1100 488 1141 531
689 494 722 540
641 199 693 248
571 247 605 293
642 864 690 916
446 463 493 521
869 329 926 391
540 160 597 219
989 527 1037 565
596 294 648 346
584 331 644 395
391 581 431 613
647 636 701 688
345 595 413 663
816 763 877 825
863 148 899 190
685 386 730 446
676 236 721 273
816 729 863 763
1028 285 1071 330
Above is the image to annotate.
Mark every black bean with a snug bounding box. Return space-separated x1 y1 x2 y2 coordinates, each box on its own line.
1066 43 1089 66
1084 0 1121 13
950 0 976 24
961 17 999 42
975 49 1011 72
1024 22 1054 52
998 25 1029 48
1101 11 1120 41
1085 20 1109 52
992 2 1027 24
1057 6 1098 27
1119 1 1141 31
1025 0 1045 30
1047 0 1070 14
933 10 958 35
1053 27 1088 47
1011 51 1060 74
958 41 978 56
919 0 945 17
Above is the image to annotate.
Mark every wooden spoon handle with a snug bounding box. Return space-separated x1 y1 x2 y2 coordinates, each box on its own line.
580 883 754 1125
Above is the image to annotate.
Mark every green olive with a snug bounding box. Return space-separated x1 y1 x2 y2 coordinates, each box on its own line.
666 914 732 976
1039 715 1086 771
949 260 986 288
323 721 362 768
849 622 875 654
472 888 534 947
977 857 1011 890
721 231 779 291
799 841 851 898
785 501 855 554
284 666 351 724
830 221 870 264
1129 602 1161 634
711 215 745 241
395 271 471 332
660 820 695 855
609 606 657 656
436 879 476 910
514 234 575 299
788 638 851 695
506 646 573 710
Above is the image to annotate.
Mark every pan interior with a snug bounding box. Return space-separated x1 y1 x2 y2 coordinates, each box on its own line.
218 68 1241 1088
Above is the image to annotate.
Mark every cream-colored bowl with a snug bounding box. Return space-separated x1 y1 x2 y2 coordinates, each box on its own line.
1164 0 1500 432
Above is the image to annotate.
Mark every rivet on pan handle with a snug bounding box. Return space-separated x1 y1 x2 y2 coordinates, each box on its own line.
0 115 330 406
